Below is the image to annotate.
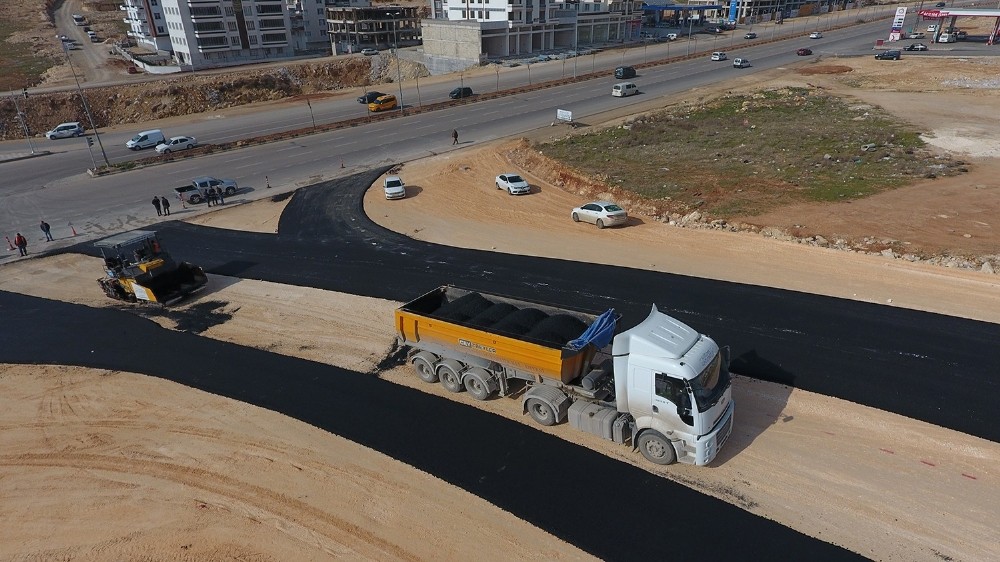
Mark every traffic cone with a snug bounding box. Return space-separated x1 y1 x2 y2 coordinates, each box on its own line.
71 224 78 236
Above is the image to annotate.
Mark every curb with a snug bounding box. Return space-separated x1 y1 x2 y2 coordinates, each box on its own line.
0 151 53 164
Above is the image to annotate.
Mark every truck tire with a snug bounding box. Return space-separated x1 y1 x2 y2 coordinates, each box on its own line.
636 431 677 465
436 360 464 393
190 194 202 204
526 398 557 426
411 352 438 383
463 368 496 401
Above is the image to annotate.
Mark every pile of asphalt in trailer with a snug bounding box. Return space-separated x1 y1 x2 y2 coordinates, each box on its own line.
434 292 588 347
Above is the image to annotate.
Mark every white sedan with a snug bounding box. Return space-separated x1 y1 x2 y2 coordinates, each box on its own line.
809 31 823 39
156 135 197 154
495 173 530 195
383 175 406 200
571 201 628 229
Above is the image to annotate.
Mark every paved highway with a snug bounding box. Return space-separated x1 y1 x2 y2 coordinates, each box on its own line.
5 11 977 239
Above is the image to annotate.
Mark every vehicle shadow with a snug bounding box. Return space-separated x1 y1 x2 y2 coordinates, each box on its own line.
403 185 424 197
709 349 794 466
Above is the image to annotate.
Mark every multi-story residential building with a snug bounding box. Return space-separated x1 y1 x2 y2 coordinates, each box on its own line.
287 0 336 53
326 5 421 55
121 0 172 52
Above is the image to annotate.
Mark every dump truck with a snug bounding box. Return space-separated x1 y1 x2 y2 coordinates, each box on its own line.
395 286 735 465
95 230 208 305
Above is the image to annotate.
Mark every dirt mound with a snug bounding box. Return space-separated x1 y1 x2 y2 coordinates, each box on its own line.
796 65 853 75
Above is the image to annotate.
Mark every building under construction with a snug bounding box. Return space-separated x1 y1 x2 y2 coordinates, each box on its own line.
326 6 421 55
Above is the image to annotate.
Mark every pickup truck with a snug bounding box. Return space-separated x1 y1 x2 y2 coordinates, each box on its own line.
173 176 238 204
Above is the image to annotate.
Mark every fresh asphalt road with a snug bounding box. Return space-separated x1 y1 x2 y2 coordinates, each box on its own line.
3 168 995 558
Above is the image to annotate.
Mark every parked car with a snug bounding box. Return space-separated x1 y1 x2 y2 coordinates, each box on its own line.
903 43 928 51
72 14 86 25
449 87 474 99
710 51 727 61
935 1 946 6
732 58 751 68
571 201 628 229
155 135 197 154
796 48 813 56
360 48 378 56
927 25 938 32
46 121 84 139
907 32 925 39
809 31 823 39
495 173 530 195
383 175 406 200
357 91 385 104
744 32 757 39
937 32 957 43
614 65 636 79
875 50 901 60
956 30 967 40
368 94 397 112
664 33 679 41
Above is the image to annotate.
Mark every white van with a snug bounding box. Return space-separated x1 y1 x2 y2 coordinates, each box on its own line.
611 82 638 97
126 129 165 150
938 32 957 43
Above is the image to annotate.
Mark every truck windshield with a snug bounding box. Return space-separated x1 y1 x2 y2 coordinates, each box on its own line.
689 352 729 412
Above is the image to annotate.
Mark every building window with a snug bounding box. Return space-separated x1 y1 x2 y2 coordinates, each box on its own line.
228 21 237 31
249 35 258 44
246 21 256 30
157 26 164 33
317 7 323 14
225 7 234 16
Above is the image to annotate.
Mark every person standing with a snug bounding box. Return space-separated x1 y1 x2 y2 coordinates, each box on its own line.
452 129 459 145
40 220 53 242
14 232 27 256
216 186 225 205
160 196 171 216
152 196 162 216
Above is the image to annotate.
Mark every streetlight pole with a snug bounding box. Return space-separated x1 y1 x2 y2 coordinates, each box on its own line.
387 12 404 114
8 93 35 154
495 65 500 92
63 41 109 168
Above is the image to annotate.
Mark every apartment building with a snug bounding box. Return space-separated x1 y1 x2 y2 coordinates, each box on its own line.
121 0 172 52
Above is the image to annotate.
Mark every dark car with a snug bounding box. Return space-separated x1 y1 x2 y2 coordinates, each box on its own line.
903 43 928 51
744 32 757 39
357 91 386 104
796 48 813 56
614 65 636 79
935 1 946 6
875 50 901 60
449 87 473 99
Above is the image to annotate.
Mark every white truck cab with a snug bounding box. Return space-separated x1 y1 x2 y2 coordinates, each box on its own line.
612 306 734 465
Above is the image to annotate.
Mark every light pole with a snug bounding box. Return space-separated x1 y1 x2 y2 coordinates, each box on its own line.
527 62 531 85
415 74 422 108
686 16 695 55
495 64 500 92
306 95 316 130
387 11 404 114
7 92 35 154
63 41 109 168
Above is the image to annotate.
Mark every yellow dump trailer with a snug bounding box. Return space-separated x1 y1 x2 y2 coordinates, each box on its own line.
394 285 736 466
396 286 602 384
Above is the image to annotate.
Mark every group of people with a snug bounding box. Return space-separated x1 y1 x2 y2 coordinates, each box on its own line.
151 196 172 217
11 220 52 257
204 186 227 207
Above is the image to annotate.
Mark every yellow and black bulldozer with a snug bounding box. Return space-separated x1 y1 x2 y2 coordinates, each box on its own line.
96 230 208 305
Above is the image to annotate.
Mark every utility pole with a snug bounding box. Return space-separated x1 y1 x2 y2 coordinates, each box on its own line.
388 12 404 114
62 41 109 168
8 92 35 154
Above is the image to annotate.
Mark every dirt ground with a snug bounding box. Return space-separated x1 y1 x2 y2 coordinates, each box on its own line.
2 57 1000 560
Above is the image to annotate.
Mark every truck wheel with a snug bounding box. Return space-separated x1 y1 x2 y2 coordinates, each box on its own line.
637 431 677 465
411 352 438 383
437 361 464 393
463 369 495 401
190 195 202 204
526 398 557 426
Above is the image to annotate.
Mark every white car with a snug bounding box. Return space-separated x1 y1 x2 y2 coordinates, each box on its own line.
155 135 197 154
711 52 727 61
571 201 628 229
46 121 84 139
927 25 937 32
383 175 406 200
495 173 530 195
361 48 378 56
809 31 823 39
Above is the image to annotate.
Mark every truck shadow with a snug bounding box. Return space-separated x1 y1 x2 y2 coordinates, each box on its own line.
709 349 793 466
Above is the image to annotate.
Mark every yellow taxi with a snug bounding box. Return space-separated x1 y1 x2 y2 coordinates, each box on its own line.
368 94 397 112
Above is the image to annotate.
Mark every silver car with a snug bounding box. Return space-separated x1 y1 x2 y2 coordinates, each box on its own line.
155 135 197 154
46 122 84 140
383 175 406 200
495 173 530 195
571 201 628 229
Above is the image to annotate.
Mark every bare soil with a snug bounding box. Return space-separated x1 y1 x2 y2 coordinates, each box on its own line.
1 51 1000 562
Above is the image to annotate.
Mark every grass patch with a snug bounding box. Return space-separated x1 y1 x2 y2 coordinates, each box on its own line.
540 87 956 217
0 21 57 90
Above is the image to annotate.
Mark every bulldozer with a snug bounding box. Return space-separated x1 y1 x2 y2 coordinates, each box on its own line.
95 230 208 305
